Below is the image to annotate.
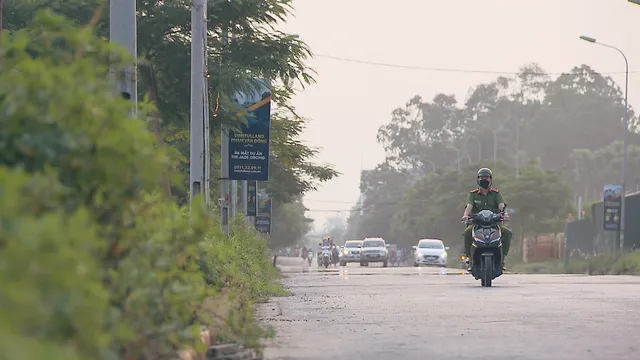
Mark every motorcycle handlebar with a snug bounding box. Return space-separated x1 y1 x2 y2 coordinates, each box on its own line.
462 214 506 225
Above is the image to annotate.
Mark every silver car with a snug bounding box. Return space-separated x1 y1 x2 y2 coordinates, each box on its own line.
339 240 363 266
413 239 449 267
359 237 389 267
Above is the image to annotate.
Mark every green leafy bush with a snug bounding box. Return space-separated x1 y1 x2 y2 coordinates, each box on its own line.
0 169 108 360
511 252 640 275
0 10 284 360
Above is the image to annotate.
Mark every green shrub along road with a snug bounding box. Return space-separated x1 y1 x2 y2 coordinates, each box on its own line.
510 252 640 275
0 11 285 360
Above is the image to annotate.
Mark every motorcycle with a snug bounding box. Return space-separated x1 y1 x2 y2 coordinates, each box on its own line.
321 246 331 268
307 252 313 266
460 254 468 270
466 209 505 287
331 249 340 267
389 252 398 267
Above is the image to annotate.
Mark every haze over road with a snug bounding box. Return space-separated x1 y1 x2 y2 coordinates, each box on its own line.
259 258 640 360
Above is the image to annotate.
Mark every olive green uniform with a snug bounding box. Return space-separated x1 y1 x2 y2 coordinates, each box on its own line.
463 188 512 261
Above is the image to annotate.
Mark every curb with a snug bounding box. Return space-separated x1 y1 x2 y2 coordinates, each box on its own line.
207 344 262 360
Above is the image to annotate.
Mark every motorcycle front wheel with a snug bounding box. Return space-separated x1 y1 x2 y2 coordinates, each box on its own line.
482 255 493 287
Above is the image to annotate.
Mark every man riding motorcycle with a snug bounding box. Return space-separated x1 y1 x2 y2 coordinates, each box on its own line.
461 167 512 271
331 245 339 265
319 236 332 257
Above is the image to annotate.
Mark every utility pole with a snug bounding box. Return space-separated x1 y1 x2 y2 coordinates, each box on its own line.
465 135 481 162
515 118 520 180
221 126 230 234
492 129 498 165
202 1 211 207
231 180 237 216
109 0 137 108
242 179 248 222
189 0 206 206
579 35 629 252
219 27 230 235
447 146 461 173
241 180 248 223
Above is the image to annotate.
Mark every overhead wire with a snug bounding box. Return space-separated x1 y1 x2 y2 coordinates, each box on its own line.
304 54 633 212
303 54 634 212
303 197 445 213
314 54 640 76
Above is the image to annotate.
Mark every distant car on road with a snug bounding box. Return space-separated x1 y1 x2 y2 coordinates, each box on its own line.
413 239 449 267
339 240 363 266
360 237 389 267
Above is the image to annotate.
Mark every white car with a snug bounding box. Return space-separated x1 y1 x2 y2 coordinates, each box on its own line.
360 237 389 267
413 239 449 267
339 240 363 266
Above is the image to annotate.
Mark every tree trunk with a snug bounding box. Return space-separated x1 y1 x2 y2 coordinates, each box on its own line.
140 64 172 198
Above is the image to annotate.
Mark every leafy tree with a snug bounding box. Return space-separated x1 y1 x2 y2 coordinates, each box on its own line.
2 0 339 221
322 215 346 243
0 11 285 359
384 162 573 253
499 163 574 252
389 161 512 247
353 163 412 241
0 169 108 360
270 197 313 249
364 64 640 248
525 64 638 171
570 141 640 201
377 94 465 170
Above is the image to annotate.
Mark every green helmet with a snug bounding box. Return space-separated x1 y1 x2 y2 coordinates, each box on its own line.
477 168 493 178
477 168 493 189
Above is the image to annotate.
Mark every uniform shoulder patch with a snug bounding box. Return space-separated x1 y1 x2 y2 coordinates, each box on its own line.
470 189 480 193
489 188 499 192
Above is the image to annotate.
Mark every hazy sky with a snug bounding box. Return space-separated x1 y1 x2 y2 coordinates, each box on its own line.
279 0 640 232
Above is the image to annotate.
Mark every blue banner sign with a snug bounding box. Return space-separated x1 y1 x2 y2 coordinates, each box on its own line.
603 184 622 231
229 79 271 181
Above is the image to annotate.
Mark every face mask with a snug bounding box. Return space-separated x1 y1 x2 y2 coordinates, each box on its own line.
478 179 490 189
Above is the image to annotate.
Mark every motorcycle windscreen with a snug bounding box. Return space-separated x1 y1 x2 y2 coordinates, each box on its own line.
473 226 501 242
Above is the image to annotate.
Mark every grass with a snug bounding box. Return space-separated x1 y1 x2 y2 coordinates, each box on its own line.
510 251 640 275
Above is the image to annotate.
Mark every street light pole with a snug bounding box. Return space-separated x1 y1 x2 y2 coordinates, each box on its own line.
515 118 520 180
463 152 472 165
447 146 461 173
423 159 436 173
465 135 482 162
580 35 629 251
109 0 137 108
189 0 206 207
492 130 498 165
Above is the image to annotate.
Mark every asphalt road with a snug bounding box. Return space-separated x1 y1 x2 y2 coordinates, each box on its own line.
258 257 640 360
